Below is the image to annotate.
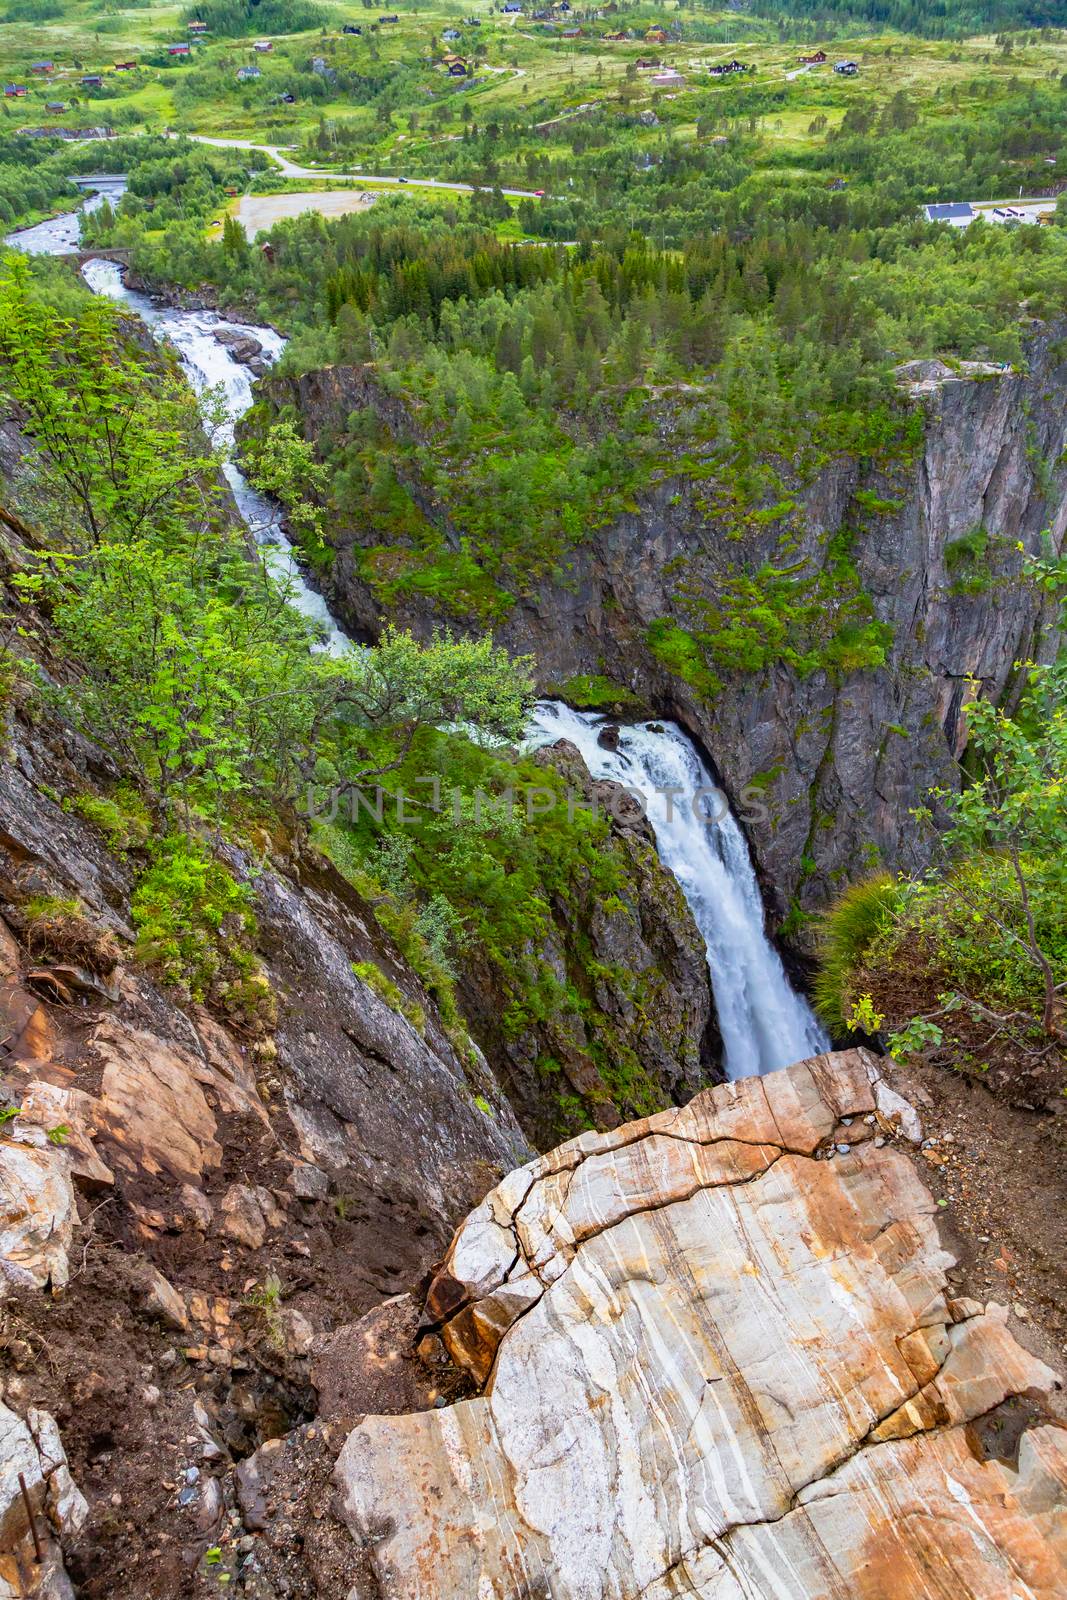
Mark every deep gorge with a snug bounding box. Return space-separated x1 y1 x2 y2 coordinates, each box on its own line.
2 26 1067 1592
261 333 1067 935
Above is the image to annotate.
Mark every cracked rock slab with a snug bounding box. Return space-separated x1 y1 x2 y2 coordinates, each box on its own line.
334 1051 1067 1599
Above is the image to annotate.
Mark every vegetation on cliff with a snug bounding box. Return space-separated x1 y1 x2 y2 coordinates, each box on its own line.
5 6 1067 1113
816 573 1067 1099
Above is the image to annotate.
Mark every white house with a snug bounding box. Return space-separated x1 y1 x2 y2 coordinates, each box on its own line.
924 201 973 227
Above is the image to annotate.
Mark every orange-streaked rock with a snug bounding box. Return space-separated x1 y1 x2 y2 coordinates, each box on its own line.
335 1052 1065 1600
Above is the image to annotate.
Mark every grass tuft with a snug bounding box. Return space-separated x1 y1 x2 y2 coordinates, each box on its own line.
813 873 902 1036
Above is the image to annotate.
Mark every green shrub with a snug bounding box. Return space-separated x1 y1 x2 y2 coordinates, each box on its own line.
944 525 996 594
554 674 644 712
902 855 1067 1011
0 646 19 714
69 786 152 854
814 874 903 1035
314 822 462 1019
852 489 905 517
645 618 717 696
130 837 271 1026
945 525 988 571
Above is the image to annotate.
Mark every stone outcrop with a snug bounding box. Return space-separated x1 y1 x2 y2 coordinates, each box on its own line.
213 326 268 376
334 1050 1067 1599
0 724 530 1252
0 1131 78 1292
268 330 1067 929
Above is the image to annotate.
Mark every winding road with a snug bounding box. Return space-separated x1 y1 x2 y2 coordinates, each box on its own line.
181 133 543 199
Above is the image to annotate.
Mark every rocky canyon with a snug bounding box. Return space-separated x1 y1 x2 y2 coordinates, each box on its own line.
2 89 1067 1600
266 331 1067 929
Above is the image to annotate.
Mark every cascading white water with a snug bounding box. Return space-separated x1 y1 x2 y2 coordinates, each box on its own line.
528 700 829 1080
79 259 349 655
4 189 347 653
3 177 125 255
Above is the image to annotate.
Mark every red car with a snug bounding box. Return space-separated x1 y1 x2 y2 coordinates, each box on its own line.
534 189 545 197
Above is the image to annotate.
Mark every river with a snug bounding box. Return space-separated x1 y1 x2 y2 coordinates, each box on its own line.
6 182 347 653
4 176 126 255
5 188 827 1080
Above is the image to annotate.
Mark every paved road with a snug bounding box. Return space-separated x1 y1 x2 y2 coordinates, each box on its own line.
969 197 1057 222
182 133 543 198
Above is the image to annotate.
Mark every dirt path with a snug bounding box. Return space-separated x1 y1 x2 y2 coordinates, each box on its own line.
891 1055 1067 1367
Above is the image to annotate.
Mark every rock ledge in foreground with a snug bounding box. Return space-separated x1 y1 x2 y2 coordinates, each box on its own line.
335 1048 1067 1600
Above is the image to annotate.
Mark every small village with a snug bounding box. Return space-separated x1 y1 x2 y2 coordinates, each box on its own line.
3 8 866 110
2 5 1064 233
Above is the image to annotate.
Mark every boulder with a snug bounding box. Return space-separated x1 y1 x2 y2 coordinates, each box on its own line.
16 1081 113 1189
235 1437 284 1533
334 1050 1067 1599
0 1401 85 1599
217 1183 284 1250
91 1019 224 1185
27 1410 87 1537
287 1162 328 1201
0 1131 78 1290
138 1267 189 1331
218 1184 268 1250
177 1183 213 1231
278 1306 314 1356
213 327 264 363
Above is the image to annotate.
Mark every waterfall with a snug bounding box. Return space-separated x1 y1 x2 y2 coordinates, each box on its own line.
9 210 828 1079
6 193 347 648
527 701 829 1080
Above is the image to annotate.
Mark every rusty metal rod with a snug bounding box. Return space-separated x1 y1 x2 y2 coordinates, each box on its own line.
18 1473 43 1563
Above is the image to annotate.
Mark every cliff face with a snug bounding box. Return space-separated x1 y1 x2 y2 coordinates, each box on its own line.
0 627 529 1596
0 426 714 1593
269 326 1067 931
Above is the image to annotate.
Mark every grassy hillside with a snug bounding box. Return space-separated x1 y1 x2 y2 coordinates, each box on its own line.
3 1 1067 172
